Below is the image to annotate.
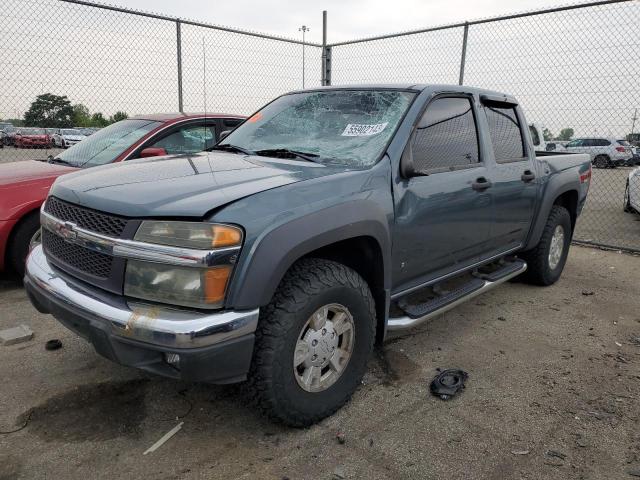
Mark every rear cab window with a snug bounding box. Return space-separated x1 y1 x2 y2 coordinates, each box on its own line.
483 105 526 163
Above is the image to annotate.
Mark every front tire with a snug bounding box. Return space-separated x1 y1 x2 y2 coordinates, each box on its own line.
247 258 376 427
7 213 40 278
520 205 572 286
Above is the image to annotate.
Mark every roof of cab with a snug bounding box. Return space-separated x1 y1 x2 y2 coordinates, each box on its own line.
289 83 517 101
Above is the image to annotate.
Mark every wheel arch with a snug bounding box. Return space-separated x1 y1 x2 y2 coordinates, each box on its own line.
226 201 392 343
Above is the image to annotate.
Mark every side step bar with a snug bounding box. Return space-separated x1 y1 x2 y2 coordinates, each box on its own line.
387 259 527 331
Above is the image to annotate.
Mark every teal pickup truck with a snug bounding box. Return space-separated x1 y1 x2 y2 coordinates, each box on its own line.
25 84 591 426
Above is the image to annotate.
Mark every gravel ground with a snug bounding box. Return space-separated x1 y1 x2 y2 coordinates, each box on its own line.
1 245 638 480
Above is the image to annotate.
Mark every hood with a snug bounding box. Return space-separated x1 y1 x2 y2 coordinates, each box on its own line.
0 160 77 186
62 135 85 141
50 151 347 218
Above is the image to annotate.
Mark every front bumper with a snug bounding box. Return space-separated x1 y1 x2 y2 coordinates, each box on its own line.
24 245 259 383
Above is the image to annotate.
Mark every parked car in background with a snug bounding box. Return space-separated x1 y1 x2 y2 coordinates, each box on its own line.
0 113 244 276
14 128 51 148
24 85 591 426
51 128 86 148
625 167 640 213
44 129 60 147
564 137 632 168
1 124 17 146
545 141 567 152
78 127 99 136
617 139 640 166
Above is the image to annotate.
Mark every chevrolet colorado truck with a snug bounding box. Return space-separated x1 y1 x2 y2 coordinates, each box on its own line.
24 85 591 426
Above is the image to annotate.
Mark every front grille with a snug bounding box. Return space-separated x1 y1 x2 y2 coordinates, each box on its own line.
42 230 112 278
44 197 128 237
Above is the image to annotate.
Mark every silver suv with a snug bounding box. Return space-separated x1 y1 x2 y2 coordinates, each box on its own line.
564 137 633 168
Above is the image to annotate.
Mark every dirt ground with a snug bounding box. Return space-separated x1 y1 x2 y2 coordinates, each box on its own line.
0 245 639 480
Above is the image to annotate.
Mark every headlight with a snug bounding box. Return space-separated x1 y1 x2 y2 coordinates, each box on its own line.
124 221 242 309
134 221 242 249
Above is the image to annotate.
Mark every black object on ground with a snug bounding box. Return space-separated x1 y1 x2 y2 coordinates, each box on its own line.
45 339 62 351
430 369 469 400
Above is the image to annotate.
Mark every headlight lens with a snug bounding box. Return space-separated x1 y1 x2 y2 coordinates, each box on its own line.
134 221 242 249
125 221 242 309
125 261 232 309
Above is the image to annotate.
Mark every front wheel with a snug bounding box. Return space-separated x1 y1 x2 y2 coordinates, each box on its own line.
247 258 376 427
520 205 572 286
8 213 40 278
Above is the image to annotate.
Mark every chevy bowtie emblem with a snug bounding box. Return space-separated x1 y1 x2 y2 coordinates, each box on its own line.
55 221 78 241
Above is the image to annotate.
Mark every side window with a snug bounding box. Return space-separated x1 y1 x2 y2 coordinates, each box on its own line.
412 97 479 172
484 105 526 163
529 125 540 146
596 139 611 146
148 124 216 155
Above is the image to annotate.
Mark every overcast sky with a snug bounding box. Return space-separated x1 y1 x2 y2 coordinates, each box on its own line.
105 0 566 43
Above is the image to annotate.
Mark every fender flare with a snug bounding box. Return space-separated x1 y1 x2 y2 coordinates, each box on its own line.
226 200 391 309
525 174 580 251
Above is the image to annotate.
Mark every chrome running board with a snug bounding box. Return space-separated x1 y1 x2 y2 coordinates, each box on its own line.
387 260 527 331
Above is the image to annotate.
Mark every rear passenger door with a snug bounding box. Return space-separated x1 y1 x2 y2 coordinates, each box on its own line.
480 99 537 254
392 95 493 292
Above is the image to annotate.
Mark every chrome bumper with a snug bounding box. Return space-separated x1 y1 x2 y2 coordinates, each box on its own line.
25 245 259 349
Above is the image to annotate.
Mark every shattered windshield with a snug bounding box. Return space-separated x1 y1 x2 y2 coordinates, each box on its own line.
219 89 416 167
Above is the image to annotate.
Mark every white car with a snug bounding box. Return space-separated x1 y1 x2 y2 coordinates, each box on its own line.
52 128 86 148
564 137 633 168
625 167 640 214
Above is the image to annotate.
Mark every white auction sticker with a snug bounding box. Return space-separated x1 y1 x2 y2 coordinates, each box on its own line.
341 122 388 137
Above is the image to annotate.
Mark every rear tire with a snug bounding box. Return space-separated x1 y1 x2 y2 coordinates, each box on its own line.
593 155 609 169
520 205 572 286
247 258 376 427
7 213 40 278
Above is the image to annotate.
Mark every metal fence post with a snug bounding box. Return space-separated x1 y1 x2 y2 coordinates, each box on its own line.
458 22 469 86
321 10 330 86
176 20 184 113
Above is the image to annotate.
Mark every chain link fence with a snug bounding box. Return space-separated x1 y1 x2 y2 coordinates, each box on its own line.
330 0 640 251
1 0 639 251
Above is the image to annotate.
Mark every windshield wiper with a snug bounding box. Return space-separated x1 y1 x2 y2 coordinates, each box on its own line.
209 144 254 155
47 156 75 167
254 148 321 163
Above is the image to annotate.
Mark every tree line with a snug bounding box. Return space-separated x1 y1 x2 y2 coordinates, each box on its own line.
4 94 128 129
542 127 575 142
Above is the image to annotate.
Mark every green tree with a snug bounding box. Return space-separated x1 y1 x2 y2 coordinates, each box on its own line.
542 128 554 142
109 111 128 123
90 112 109 128
23 93 73 128
71 104 91 127
556 128 574 141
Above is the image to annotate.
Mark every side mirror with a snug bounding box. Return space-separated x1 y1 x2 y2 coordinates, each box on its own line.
140 147 167 158
219 130 232 141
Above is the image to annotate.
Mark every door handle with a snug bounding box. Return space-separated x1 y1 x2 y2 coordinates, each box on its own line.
472 177 492 191
521 170 536 182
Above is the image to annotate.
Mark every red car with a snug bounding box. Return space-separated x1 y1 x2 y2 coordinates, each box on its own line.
0 112 245 276
14 128 51 148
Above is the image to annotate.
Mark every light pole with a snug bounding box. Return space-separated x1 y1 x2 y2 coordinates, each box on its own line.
299 25 309 88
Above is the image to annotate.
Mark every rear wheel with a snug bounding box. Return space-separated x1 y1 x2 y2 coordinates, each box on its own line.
520 205 572 286
7 213 40 278
247 258 376 427
593 155 609 169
